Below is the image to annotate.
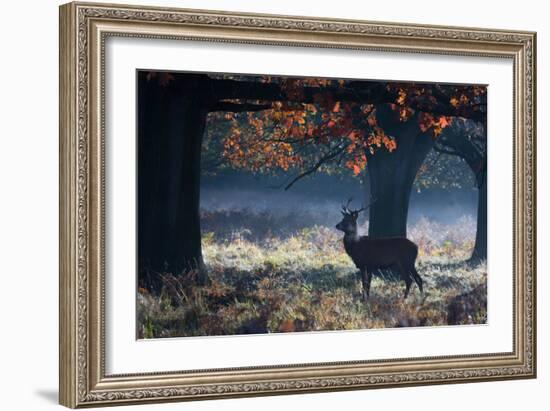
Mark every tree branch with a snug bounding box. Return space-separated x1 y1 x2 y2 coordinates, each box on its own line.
209 102 272 112
284 143 349 190
156 72 487 121
433 143 461 157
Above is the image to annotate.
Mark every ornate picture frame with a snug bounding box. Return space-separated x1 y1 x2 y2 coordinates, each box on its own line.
59 1 536 408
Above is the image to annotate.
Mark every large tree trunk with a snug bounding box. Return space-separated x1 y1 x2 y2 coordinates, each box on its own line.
138 74 208 285
470 167 487 262
366 105 433 238
434 127 487 263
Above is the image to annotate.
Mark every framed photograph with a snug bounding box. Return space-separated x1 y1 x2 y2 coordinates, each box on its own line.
59 1 536 408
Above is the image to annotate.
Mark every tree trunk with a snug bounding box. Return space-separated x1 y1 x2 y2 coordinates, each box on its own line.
470 167 487 262
138 74 208 284
433 126 487 263
366 105 433 238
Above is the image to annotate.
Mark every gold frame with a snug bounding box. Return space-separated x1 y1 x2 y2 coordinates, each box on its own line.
59 1 537 408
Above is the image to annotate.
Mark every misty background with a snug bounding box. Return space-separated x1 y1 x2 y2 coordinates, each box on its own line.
200 167 477 238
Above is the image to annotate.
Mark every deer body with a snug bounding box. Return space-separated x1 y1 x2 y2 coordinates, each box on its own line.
343 234 418 271
336 200 423 301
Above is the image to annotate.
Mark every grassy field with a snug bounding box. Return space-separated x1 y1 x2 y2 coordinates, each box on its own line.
137 211 487 338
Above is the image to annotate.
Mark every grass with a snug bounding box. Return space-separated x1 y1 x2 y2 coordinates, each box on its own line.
137 212 487 338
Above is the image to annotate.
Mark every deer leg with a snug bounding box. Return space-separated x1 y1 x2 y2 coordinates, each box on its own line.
411 266 423 294
396 262 413 299
403 277 413 299
361 268 372 302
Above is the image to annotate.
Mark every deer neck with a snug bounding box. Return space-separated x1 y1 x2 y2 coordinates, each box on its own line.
343 229 359 244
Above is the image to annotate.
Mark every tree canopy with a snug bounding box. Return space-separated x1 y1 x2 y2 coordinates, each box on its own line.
197 74 486 189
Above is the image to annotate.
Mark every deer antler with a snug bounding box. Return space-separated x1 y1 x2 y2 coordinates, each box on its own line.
355 197 377 214
342 197 377 215
342 197 353 214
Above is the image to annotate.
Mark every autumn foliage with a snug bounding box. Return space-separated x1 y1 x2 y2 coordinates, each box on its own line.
205 76 486 181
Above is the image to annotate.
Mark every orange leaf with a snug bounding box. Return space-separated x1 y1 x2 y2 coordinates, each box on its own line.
367 116 377 127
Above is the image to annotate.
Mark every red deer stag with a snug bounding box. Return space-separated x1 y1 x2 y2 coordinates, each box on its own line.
335 199 423 302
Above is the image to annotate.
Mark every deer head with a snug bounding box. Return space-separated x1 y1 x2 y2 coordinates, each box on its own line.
335 198 374 234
